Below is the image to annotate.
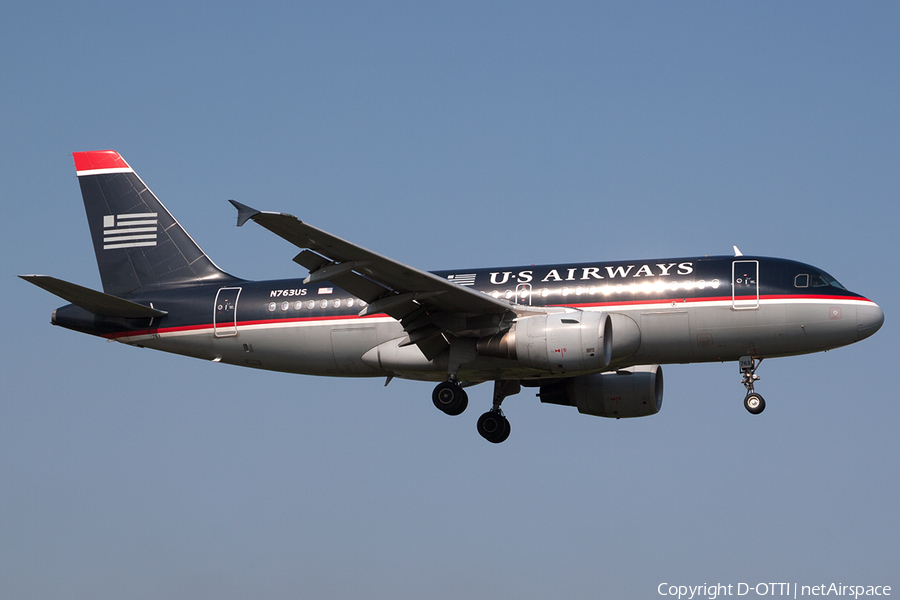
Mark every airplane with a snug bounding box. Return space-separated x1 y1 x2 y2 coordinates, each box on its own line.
21 150 884 443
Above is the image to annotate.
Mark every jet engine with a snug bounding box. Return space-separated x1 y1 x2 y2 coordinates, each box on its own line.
537 364 663 418
478 311 612 373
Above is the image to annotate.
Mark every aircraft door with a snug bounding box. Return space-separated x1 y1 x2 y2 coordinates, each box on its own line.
732 261 759 310
515 283 533 306
214 287 242 337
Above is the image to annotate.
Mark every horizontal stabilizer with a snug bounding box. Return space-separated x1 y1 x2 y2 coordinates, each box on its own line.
19 275 167 318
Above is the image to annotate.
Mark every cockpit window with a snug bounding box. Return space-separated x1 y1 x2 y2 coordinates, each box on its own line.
811 271 846 290
794 274 809 288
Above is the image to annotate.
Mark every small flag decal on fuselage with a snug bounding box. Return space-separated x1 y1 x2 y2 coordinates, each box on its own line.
103 213 158 250
447 273 477 286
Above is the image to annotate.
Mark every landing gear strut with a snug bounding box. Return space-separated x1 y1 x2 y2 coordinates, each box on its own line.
740 356 765 415
476 380 519 444
433 340 476 416
432 377 468 416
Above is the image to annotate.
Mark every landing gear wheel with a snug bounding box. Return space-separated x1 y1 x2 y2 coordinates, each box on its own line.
739 356 766 415
744 392 766 415
477 410 511 444
432 381 468 416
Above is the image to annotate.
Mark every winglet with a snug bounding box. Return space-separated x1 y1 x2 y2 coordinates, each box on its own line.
229 200 260 227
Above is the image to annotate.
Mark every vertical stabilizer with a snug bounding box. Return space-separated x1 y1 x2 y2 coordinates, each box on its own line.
73 150 239 295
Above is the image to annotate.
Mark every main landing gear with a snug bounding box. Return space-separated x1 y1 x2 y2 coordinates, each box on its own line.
740 356 765 415
431 378 520 443
477 410 510 444
476 380 519 444
432 377 468 416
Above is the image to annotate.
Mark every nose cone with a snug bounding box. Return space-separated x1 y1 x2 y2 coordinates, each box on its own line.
857 301 884 341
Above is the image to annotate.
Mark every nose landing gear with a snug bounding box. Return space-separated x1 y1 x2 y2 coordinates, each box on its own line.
744 392 765 414
740 356 765 415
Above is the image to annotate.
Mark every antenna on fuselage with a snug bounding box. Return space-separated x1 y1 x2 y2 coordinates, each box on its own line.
733 246 744 257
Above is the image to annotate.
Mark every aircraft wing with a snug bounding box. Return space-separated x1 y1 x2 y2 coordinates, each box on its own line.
230 201 518 358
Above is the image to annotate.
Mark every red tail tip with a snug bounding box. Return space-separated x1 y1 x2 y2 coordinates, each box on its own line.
73 150 131 173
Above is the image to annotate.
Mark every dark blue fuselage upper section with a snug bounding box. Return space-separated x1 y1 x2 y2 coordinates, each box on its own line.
51 255 865 339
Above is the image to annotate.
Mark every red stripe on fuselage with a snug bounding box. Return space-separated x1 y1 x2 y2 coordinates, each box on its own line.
546 293 872 309
102 293 875 341
103 312 392 340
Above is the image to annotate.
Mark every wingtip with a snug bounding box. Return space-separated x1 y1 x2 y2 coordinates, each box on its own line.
229 200 260 227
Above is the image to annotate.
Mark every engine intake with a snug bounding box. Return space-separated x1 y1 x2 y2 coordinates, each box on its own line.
538 365 663 418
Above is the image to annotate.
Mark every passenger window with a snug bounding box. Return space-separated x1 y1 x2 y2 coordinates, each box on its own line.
294 301 303 310
794 274 809 288
281 301 289 311
307 300 315 309
320 299 328 309
333 299 341 308
347 298 355 308
268 302 276 312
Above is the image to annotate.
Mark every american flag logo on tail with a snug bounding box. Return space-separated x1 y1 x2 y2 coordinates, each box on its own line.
102 213 158 250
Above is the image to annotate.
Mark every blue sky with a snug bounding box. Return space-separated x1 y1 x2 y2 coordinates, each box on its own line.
1 2 897 598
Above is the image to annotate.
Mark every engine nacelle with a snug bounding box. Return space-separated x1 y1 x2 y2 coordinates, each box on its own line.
538 365 664 418
478 311 612 373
